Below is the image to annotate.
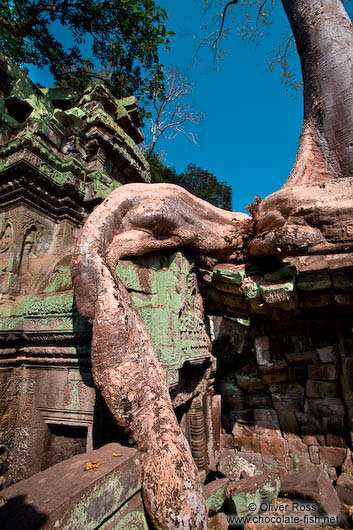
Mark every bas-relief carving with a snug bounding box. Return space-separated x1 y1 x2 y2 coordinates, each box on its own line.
21 220 42 257
0 223 13 254
0 59 161 490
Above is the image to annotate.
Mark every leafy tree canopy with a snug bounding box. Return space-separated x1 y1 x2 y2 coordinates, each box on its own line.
148 152 232 210
0 0 173 103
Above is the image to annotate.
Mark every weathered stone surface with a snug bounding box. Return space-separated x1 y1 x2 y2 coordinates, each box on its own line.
227 470 280 517
0 443 142 530
217 449 257 481
204 478 229 515
296 269 331 291
260 281 297 311
332 268 353 291
308 445 320 464
209 512 229 530
335 472 353 505
307 364 337 381
318 446 346 468
305 397 345 418
280 467 343 519
306 380 338 398
211 316 249 360
316 345 337 363
245 392 272 409
342 449 353 474
116 251 211 390
254 336 271 366
285 351 314 365
218 380 244 409
235 375 264 391
213 264 245 285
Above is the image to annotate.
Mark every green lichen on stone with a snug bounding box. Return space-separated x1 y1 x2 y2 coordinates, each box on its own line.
0 55 150 201
206 485 227 514
332 269 353 291
116 251 210 371
86 173 122 201
263 264 296 283
213 265 245 286
51 469 142 530
108 511 149 530
0 292 89 333
21 293 74 315
230 488 262 517
241 278 261 299
44 266 73 293
260 281 294 296
230 477 280 517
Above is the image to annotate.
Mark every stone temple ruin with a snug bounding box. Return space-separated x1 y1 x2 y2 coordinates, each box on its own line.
0 54 353 528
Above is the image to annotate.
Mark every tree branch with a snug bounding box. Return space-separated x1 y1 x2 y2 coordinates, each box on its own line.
213 0 239 47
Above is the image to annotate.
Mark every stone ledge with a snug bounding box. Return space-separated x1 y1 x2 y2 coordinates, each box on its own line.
0 443 141 530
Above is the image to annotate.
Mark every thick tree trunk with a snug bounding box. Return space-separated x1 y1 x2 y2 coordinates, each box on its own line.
282 0 353 185
249 0 353 257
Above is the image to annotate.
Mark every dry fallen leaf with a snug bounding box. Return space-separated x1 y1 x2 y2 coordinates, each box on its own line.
113 453 122 457
84 461 105 471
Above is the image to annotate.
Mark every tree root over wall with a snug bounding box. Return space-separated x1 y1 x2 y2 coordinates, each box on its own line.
71 183 249 530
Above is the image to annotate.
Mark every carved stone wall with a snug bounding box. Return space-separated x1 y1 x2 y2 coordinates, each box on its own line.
0 57 220 488
203 254 353 485
0 55 155 487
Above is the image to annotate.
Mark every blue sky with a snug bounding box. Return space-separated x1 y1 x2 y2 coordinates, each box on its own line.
152 0 303 212
27 1 303 213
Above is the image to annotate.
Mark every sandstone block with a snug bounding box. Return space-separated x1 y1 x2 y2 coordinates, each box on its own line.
280 467 343 520
305 398 345 418
213 264 245 285
342 449 353 474
259 436 287 464
204 477 229 515
335 472 353 505
326 432 347 448
254 335 271 366
218 380 244 409
217 449 257 481
306 380 338 398
215 280 242 295
296 269 331 291
332 268 353 291
334 293 353 306
236 375 264 391
299 293 332 308
319 446 346 468
285 350 314 365
262 370 289 384
232 435 261 454
209 512 229 530
307 363 337 381
220 433 234 449
245 392 272 409
228 470 280 518
316 345 336 363
277 410 300 437
308 445 320 464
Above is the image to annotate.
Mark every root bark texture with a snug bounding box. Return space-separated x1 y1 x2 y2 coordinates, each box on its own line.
71 183 248 529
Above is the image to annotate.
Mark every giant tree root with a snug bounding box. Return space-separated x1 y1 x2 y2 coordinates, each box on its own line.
249 178 353 258
71 183 247 529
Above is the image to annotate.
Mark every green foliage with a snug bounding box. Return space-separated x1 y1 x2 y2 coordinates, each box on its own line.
148 152 232 210
0 0 173 103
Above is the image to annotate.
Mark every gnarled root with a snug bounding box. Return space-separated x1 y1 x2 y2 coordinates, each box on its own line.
71 183 248 529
